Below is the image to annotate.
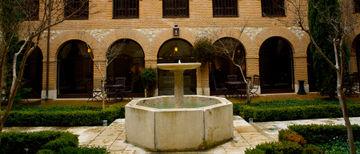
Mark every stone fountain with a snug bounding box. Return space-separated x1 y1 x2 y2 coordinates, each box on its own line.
125 62 233 151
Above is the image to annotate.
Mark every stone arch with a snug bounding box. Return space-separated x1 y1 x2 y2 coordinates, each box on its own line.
254 27 300 57
102 30 150 61
209 37 247 95
259 36 294 93
352 34 360 81
106 39 145 96
152 28 196 62
157 38 196 95
51 31 100 61
17 41 43 98
57 39 94 98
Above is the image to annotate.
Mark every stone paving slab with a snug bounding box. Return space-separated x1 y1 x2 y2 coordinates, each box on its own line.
4 117 360 153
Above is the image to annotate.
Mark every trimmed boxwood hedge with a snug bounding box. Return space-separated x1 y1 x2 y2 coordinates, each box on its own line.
245 141 323 154
0 131 108 154
4 104 124 126
285 124 360 144
0 131 78 154
247 124 360 154
238 100 360 122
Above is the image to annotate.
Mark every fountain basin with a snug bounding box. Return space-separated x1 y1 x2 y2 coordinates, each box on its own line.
125 95 233 151
157 63 201 71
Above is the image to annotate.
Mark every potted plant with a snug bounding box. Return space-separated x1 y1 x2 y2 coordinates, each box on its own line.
141 68 157 97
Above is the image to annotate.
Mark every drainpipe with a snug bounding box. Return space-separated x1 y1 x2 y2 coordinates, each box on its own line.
45 0 51 100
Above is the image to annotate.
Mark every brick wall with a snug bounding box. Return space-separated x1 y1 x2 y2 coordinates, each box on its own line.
23 0 359 98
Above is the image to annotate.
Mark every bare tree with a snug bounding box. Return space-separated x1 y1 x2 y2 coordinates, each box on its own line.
197 26 251 103
212 35 251 103
0 0 93 131
287 0 358 153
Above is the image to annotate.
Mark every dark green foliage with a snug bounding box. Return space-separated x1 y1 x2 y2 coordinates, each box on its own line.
282 125 360 153
302 145 324 154
58 147 108 154
287 124 360 144
318 141 360 153
249 125 360 154
0 131 78 154
36 149 55 154
245 141 303 154
193 37 215 63
238 100 360 122
141 68 157 97
4 104 124 126
308 0 340 97
233 103 241 115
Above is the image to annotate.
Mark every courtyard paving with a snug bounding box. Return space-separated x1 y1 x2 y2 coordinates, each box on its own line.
4 117 360 154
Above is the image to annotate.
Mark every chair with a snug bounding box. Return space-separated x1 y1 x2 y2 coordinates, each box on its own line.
250 75 260 96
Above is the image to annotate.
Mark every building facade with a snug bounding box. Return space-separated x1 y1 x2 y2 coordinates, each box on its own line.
21 0 360 99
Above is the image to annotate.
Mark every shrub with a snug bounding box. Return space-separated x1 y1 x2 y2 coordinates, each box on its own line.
4 104 124 126
58 147 108 154
279 129 306 145
0 131 78 154
245 141 303 154
233 103 241 115
288 124 360 144
141 68 157 97
238 100 360 122
302 144 324 154
193 37 215 64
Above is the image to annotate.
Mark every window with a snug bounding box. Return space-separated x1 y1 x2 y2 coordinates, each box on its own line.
212 0 238 17
113 0 139 18
24 0 39 20
355 0 360 13
64 0 89 20
261 0 285 17
163 0 189 18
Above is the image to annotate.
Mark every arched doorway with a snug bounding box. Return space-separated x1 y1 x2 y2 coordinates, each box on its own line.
20 43 43 98
107 39 145 96
57 40 93 98
259 36 294 93
352 34 360 91
210 37 246 95
307 44 317 92
157 38 196 95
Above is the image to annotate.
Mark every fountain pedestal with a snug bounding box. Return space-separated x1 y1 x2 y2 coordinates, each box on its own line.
157 62 201 108
174 70 184 107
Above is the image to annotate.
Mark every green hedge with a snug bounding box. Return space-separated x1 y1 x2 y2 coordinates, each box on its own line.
248 125 360 154
5 104 124 126
245 141 323 154
238 100 360 122
0 131 78 154
37 147 108 154
286 124 360 144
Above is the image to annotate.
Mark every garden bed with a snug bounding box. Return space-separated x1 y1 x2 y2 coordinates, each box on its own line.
0 131 107 154
246 124 360 153
236 99 360 122
3 103 125 126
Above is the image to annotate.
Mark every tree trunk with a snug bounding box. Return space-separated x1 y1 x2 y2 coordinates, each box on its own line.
0 40 32 132
333 40 356 154
337 73 356 154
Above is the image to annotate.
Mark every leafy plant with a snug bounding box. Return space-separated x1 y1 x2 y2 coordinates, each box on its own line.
141 68 157 97
193 37 215 64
